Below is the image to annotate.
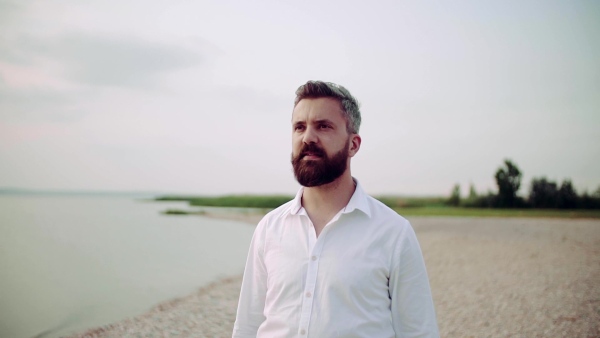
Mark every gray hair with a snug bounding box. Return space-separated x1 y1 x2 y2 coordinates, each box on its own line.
294 80 361 134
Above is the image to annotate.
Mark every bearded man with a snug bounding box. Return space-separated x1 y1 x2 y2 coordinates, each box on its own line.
232 81 439 338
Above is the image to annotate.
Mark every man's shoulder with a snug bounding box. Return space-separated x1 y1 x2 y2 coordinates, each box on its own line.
364 194 411 227
257 199 295 226
361 195 420 253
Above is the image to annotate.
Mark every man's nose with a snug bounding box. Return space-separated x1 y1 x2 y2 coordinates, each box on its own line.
302 126 318 144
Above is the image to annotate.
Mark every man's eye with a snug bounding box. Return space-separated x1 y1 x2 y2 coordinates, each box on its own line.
294 125 305 131
319 124 331 129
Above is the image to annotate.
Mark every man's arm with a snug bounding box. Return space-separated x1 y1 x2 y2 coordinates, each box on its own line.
232 221 268 338
389 224 439 338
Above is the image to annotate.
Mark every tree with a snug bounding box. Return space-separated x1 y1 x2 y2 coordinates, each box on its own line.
462 183 478 207
494 159 522 208
447 184 461 206
580 188 600 209
529 177 558 208
594 186 600 199
468 183 478 200
557 180 578 209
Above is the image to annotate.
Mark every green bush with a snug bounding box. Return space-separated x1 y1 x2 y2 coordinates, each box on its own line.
156 195 293 209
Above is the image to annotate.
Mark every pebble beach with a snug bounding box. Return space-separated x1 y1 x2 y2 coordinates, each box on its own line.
68 216 600 338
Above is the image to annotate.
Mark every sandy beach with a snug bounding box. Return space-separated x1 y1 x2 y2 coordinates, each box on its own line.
68 216 600 337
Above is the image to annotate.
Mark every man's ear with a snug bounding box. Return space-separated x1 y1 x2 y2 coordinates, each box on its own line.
349 134 361 157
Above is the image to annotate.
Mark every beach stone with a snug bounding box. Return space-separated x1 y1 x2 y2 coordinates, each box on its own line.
67 217 600 338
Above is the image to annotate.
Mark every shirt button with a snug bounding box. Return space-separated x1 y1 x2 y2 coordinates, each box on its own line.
311 256 317 261
300 329 306 335
306 291 312 297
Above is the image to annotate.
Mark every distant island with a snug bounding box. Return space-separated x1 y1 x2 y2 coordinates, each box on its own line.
155 159 600 219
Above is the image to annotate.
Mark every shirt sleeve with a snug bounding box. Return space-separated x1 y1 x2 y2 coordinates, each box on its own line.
389 223 439 338
232 218 268 338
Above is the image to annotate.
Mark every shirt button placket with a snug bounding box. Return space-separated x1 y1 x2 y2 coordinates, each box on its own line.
299 224 323 338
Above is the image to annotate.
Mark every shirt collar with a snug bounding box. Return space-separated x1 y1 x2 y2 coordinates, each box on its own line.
289 178 372 218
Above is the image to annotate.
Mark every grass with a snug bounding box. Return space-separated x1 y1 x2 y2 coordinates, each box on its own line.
162 209 207 216
376 196 448 208
155 195 600 219
393 207 600 219
156 195 293 209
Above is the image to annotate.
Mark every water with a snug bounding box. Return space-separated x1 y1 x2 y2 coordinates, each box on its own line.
0 195 256 338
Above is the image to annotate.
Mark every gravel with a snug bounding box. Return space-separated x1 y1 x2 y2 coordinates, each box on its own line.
67 217 600 338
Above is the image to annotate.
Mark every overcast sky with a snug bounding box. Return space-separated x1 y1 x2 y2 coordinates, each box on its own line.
1 0 598 197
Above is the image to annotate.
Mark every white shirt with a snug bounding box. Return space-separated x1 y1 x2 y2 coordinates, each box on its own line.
232 180 439 338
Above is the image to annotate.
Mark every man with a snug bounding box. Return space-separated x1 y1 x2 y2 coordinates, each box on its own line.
233 81 439 337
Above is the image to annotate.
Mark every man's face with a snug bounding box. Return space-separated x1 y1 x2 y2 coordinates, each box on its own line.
291 97 358 187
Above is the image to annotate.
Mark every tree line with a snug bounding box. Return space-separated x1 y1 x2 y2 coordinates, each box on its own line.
447 160 600 209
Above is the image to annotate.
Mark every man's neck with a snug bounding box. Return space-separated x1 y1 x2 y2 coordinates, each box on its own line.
301 173 356 237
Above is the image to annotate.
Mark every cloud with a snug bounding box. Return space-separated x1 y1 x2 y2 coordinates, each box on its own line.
0 28 206 122
21 33 204 88
0 83 84 123
0 0 25 25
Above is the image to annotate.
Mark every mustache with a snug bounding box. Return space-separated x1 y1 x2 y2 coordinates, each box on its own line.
299 143 326 158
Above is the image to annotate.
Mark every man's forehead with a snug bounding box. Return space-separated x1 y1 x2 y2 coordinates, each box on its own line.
292 97 345 121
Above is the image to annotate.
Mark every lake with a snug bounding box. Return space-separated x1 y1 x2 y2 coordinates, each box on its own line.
0 195 256 338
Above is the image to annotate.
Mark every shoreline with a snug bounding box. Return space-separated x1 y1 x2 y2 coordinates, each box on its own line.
197 210 266 226
67 276 245 338
68 215 600 337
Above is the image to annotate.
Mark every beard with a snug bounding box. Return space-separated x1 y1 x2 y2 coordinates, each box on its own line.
291 142 349 187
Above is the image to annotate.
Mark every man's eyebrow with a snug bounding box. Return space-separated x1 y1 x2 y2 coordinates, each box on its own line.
292 119 336 126
314 119 335 125
292 121 306 130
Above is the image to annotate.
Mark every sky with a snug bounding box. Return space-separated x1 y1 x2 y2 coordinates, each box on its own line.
1 0 599 197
